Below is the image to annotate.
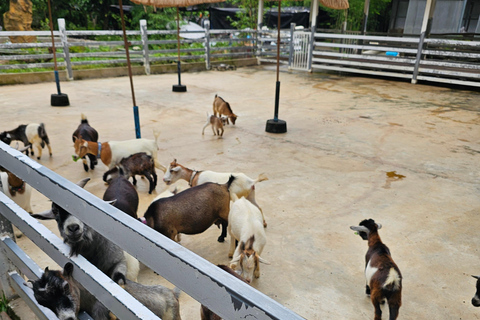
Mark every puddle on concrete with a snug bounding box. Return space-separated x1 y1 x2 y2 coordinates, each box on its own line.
382 171 406 189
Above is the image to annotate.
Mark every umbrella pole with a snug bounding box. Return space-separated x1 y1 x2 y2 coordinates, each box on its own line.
266 0 287 133
173 6 187 92
47 0 69 107
119 0 141 138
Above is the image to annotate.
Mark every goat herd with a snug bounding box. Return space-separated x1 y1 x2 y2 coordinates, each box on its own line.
0 94 476 320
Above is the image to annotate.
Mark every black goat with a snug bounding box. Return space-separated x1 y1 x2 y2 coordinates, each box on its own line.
103 152 157 194
72 114 99 172
350 219 402 320
103 175 139 219
0 123 52 159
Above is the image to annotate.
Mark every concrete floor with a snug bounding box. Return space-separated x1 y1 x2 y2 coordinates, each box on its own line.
1 65 480 319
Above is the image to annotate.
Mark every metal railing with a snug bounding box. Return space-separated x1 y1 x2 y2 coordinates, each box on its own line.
0 143 305 320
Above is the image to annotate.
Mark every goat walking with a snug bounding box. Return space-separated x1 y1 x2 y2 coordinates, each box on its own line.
0 123 52 160
202 112 225 137
350 219 402 320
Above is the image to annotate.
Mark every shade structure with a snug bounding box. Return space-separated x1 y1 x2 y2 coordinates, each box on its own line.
319 0 349 9
130 0 226 92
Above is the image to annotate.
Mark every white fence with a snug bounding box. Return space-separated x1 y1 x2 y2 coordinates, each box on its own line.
0 143 305 320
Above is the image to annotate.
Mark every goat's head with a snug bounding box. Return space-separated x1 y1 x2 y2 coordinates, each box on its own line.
0 132 12 145
350 219 382 240
229 113 237 125
72 136 89 161
163 159 183 185
472 275 480 307
230 236 269 283
32 178 94 256
29 263 80 320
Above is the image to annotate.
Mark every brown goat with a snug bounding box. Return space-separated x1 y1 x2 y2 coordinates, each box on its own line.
202 113 225 137
213 94 237 125
142 176 235 242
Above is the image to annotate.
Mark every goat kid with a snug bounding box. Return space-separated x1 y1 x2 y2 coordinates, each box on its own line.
142 176 235 242
0 123 52 159
202 112 225 137
163 159 268 230
350 219 402 320
33 178 139 284
30 262 182 320
73 132 166 172
72 114 99 172
228 196 269 283
103 152 157 194
213 94 237 125
200 264 249 320
0 169 32 238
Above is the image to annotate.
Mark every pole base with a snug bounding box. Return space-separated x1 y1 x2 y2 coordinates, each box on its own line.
265 119 287 133
51 93 70 107
172 84 187 92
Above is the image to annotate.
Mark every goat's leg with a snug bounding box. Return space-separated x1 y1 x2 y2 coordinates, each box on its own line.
131 175 137 186
87 153 97 170
365 284 371 295
202 122 209 135
246 190 267 228
35 143 42 160
143 172 155 194
219 127 224 136
211 126 216 136
152 170 158 190
387 291 401 320
228 234 236 258
45 139 53 157
370 288 383 320
217 219 228 242
82 156 89 172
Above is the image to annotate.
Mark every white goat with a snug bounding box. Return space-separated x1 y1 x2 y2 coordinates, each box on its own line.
0 170 32 237
228 196 269 283
163 159 268 227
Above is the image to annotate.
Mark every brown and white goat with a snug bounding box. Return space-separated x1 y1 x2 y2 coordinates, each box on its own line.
213 94 237 125
350 219 402 320
30 262 182 320
228 196 269 283
200 264 249 320
103 152 158 194
141 176 235 242
163 159 268 232
73 133 166 172
72 114 99 172
202 112 225 137
0 123 52 159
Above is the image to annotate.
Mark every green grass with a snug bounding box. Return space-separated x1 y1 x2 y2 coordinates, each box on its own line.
0 292 20 320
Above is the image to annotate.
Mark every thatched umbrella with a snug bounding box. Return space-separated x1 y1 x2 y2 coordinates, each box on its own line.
265 0 348 134
130 0 225 92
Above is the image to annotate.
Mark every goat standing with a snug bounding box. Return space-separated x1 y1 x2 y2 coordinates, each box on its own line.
72 114 99 172
202 112 225 137
213 94 237 125
350 219 402 320
0 123 52 159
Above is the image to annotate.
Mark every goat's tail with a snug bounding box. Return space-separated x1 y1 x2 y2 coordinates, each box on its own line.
80 113 88 123
255 173 269 184
154 160 167 173
152 129 161 144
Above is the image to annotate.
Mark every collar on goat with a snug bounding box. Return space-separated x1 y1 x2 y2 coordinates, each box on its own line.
189 170 199 187
97 142 102 159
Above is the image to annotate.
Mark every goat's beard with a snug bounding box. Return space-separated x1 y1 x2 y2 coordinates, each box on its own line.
64 227 94 257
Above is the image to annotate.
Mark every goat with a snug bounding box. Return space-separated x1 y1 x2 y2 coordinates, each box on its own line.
472 275 480 307
163 159 268 231
103 152 157 194
213 94 237 125
228 196 269 283
202 112 225 137
103 175 139 220
0 169 32 238
72 114 99 172
73 132 166 172
32 178 139 284
142 176 235 242
350 219 402 320
0 123 52 159
30 262 182 320
200 264 248 320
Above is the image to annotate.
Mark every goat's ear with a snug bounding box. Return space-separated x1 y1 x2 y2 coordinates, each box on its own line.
350 226 369 233
73 136 77 142
171 166 181 172
63 281 70 294
376 223 382 230
6 133 11 138
76 177 90 188
32 209 56 220
63 262 74 277
230 256 241 264
25 281 34 289
173 159 177 165
473 275 480 280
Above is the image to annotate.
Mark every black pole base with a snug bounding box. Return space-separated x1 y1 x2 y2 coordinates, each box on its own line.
51 93 70 107
265 119 287 133
172 84 187 92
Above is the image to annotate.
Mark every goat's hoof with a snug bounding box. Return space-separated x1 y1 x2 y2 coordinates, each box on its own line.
217 237 225 243
263 221 267 228
37 157 40 160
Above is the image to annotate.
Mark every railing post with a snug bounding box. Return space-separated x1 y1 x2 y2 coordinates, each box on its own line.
288 23 296 68
411 31 426 84
140 19 150 75
204 20 211 70
307 25 316 72
0 210 17 299
58 18 73 80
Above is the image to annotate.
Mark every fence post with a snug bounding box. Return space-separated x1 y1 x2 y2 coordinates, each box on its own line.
288 23 296 68
58 18 73 80
307 25 316 72
204 20 211 70
140 19 150 75
411 31 426 84
0 213 17 299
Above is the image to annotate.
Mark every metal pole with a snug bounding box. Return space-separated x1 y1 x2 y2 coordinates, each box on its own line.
273 1 282 120
119 0 141 138
177 7 182 86
47 0 61 95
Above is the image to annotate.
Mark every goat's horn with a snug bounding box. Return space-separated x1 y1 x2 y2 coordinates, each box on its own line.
230 256 241 264
76 177 91 188
473 275 480 280
32 209 55 220
376 223 382 229
350 226 370 233
258 256 271 265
